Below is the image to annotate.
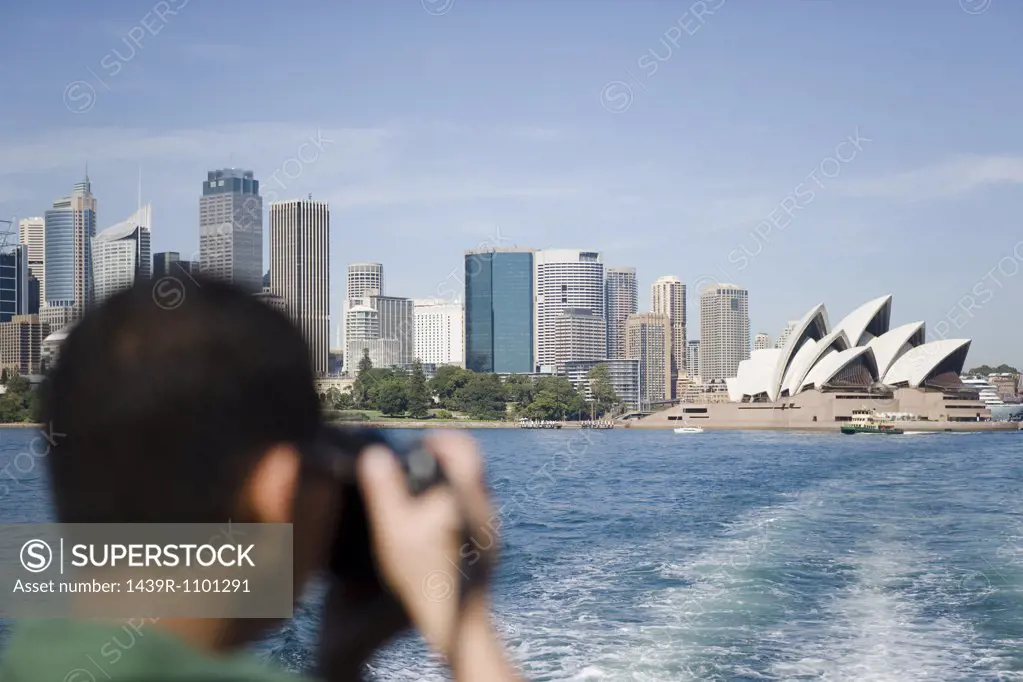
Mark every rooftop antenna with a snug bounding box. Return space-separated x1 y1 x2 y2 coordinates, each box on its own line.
137 164 142 211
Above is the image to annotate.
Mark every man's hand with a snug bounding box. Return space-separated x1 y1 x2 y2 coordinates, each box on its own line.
355 432 495 657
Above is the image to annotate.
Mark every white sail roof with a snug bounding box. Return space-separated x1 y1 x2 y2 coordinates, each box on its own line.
881 339 971 388
726 295 973 402
832 295 892 347
867 321 926 379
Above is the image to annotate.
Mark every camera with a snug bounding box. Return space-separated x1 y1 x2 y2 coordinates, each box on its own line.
308 427 445 585
306 427 489 623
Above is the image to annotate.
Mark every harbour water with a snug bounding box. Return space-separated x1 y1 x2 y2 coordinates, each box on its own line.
2 428 1022 681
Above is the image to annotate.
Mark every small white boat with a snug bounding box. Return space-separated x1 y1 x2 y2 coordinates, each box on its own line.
674 426 704 434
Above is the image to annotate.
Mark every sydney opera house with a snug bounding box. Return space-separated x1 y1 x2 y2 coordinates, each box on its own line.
643 295 1013 430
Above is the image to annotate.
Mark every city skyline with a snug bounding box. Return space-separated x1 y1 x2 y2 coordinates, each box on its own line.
2 2 1022 365
10 167 1021 372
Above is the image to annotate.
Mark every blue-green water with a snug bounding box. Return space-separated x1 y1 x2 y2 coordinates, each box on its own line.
2 428 1022 681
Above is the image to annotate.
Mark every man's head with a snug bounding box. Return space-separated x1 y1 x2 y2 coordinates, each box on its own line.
39 275 322 525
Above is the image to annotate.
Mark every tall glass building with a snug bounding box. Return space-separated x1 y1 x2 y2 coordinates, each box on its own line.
464 248 534 374
44 174 96 331
605 267 638 360
0 245 30 323
199 168 262 293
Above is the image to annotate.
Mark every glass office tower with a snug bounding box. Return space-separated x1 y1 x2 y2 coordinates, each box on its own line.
464 248 534 374
199 168 262 293
0 245 30 323
44 174 96 331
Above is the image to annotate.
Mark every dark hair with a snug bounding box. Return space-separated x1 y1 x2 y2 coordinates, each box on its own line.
39 275 321 523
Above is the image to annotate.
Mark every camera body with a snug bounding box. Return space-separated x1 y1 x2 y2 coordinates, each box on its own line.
310 428 445 587
307 426 492 637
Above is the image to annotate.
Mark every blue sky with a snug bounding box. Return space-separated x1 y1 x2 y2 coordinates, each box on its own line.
1 0 1021 365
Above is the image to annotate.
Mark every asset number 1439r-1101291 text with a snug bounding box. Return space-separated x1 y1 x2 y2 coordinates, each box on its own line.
125 578 250 593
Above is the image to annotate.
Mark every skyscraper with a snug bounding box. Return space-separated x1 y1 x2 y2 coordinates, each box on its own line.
0 246 30 323
269 199 330 375
554 308 606 372
625 312 672 409
345 304 379 352
43 173 96 332
153 252 195 279
342 262 384 367
92 205 152 304
414 299 464 366
199 168 262 293
605 267 638 360
368 294 414 367
346 305 381 370
347 262 383 299
687 339 701 380
534 249 605 372
699 283 750 382
345 294 413 370
753 332 772 351
650 275 687 396
0 314 50 376
464 247 534 374
18 217 44 307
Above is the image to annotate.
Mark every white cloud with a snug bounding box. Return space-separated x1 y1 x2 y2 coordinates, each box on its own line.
0 123 400 178
0 123 593 217
837 155 1023 201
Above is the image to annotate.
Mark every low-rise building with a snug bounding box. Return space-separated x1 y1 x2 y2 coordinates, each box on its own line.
562 358 642 411
989 372 1020 401
0 314 50 376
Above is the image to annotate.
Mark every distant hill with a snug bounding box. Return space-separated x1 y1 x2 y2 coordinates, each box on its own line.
967 364 1019 375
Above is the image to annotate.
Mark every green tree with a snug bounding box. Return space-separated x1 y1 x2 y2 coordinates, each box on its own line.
429 365 472 407
6 374 30 395
322 387 340 409
364 368 397 409
525 376 586 420
452 373 507 420
969 364 1019 375
0 373 32 423
25 388 41 422
588 363 619 416
0 392 24 423
406 360 431 418
376 377 409 416
0 367 8 385
353 350 375 407
333 391 355 410
503 374 534 408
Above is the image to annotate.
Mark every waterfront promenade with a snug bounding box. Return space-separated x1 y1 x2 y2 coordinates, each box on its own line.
330 419 1021 432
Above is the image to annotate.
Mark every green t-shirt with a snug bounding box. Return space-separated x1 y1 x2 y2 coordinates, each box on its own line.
0 620 310 682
